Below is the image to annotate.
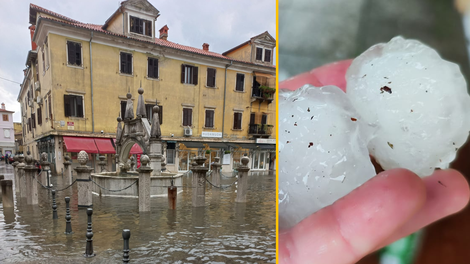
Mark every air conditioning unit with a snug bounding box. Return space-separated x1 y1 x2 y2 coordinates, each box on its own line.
34 81 41 91
37 96 43 105
184 127 192 137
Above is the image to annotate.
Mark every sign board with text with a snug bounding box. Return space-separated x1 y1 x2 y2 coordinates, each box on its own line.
201 131 222 138
256 138 276 144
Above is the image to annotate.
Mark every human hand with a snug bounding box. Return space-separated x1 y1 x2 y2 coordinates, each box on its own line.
278 61 470 264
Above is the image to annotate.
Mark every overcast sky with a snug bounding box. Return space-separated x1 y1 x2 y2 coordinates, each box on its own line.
0 0 276 122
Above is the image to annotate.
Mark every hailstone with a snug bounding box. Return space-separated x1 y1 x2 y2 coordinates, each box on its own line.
346 36 470 177
278 85 376 229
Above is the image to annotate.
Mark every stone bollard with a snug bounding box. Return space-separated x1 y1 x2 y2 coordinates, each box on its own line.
64 197 73 234
137 155 152 212
168 177 177 210
84 208 95 258
0 180 14 207
235 155 250 203
211 157 222 188
24 152 38 205
192 155 208 207
11 156 19 193
98 155 107 172
74 151 94 207
149 139 162 176
63 154 72 185
17 155 27 198
51 190 58 219
122 229 131 263
0 175 3 196
40 152 51 187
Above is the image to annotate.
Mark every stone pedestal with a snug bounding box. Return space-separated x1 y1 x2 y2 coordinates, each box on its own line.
41 164 50 187
137 155 152 212
98 156 107 172
74 151 94 207
149 139 162 176
0 180 14 207
11 157 19 193
211 157 222 188
24 164 38 205
17 155 26 198
192 156 208 207
235 155 250 203
63 155 72 185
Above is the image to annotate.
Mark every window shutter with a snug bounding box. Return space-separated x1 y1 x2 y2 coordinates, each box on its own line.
261 114 267 124
148 58 152 77
256 47 263 60
76 96 83 117
121 53 126 73
181 65 185 83
127 53 132 74
75 43 81 65
67 42 74 65
207 68 216 87
250 113 255 124
154 59 159 78
159 105 163 125
264 50 271 62
64 95 71 117
192 67 198 85
37 107 42 125
48 95 52 118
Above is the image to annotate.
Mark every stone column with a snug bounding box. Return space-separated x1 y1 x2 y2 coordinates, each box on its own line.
63 154 72 185
40 152 50 187
11 156 19 193
192 156 208 207
137 155 152 212
0 180 14 207
236 155 250 203
17 155 26 198
74 151 94 207
149 139 162 176
211 157 222 188
24 152 38 205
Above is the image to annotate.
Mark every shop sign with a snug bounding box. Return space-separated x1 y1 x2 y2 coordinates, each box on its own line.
67 122 74 130
201 131 222 138
256 138 276 144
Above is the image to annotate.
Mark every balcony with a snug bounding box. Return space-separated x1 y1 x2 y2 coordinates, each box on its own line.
248 124 273 136
252 86 275 103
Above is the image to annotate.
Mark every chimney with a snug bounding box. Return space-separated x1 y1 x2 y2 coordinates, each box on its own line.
159 25 169 40
29 25 37 51
202 43 209 51
23 69 27 76
1 103 5 110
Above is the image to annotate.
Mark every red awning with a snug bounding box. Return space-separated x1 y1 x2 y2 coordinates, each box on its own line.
94 138 115 154
63 136 99 153
130 143 143 154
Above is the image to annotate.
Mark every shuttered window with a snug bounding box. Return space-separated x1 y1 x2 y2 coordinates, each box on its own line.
48 94 52 119
256 47 263 60
37 107 42 125
264 49 271 62
181 64 198 85
148 58 159 79
205 110 214 128
31 113 36 129
183 108 192 126
206 68 216 87
233 112 242 130
261 114 268 125
130 16 152 36
120 52 133 74
64 95 83 118
67 41 82 66
236 73 245 91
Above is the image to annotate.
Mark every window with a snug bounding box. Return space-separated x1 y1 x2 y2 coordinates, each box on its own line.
130 16 152 37
120 101 127 119
145 104 163 124
264 49 272 62
67 41 82 66
233 112 242 130
42 48 46 74
64 95 83 118
236 73 245 91
262 114 268 125
2 114 8 121
37 107 42 125
206 68 216 87
147 57 159 79
256 47 263 61
120 52 133 75
205 109 214 128
48 94 52 119
182 108 192 126
4 129 10 138
28 118 31 132
31 113 36 129
167 143 176 164
181 64 198 85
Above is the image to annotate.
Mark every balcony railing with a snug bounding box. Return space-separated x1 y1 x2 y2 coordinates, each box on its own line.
248 124 273 135
252 86 275 102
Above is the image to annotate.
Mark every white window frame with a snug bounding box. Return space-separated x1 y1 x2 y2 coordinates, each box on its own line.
255 46 272 63
128 14 153 38
119 51 134 76
206 68 217 88
235 73 245 92
65 40 84 69
204 109 215 128
65 94 85 119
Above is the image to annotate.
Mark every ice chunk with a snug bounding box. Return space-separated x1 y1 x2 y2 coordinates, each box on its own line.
278 85 376 229
346 36 470 177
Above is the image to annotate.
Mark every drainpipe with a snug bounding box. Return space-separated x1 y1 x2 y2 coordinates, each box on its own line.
89 32 95 133
222 61 233 138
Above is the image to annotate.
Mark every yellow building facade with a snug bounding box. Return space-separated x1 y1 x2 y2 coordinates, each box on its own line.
18 0 276 174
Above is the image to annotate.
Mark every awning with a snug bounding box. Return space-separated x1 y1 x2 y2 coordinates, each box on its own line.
258 144 275 150
130 143 143 154
94 138 115 154
206 142 228 149
63 136 99 153
236 143 259 149
181 142 205 149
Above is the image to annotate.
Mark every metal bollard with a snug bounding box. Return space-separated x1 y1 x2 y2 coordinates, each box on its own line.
84 208 95 258
122 229 131 263
52 190 58 219
64 197 73 234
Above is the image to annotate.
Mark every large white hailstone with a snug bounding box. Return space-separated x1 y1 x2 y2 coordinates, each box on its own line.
279 85 376 229
346 36 470 177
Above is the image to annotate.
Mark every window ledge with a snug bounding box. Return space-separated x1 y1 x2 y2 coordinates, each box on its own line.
67 117 85 120
119 72 134 77
231 128 244 131
203 127 216 130
66 64 84 70
234 90 246 93
205 86 218 89
146 76 160 81
183 83 196 86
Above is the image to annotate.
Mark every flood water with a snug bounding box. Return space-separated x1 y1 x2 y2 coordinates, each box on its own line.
0 164 276 263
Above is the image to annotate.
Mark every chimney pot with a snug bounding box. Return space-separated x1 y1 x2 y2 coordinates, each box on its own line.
159 25 169 40
202 43 209 51
1 103 5 110
29 25 37 50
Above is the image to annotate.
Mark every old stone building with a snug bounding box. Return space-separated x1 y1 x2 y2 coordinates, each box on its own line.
18 0 276 174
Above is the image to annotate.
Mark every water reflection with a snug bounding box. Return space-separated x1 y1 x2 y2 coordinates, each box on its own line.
0 165 275 263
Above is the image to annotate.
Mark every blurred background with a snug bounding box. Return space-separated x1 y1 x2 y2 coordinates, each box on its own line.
279 0 470 263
